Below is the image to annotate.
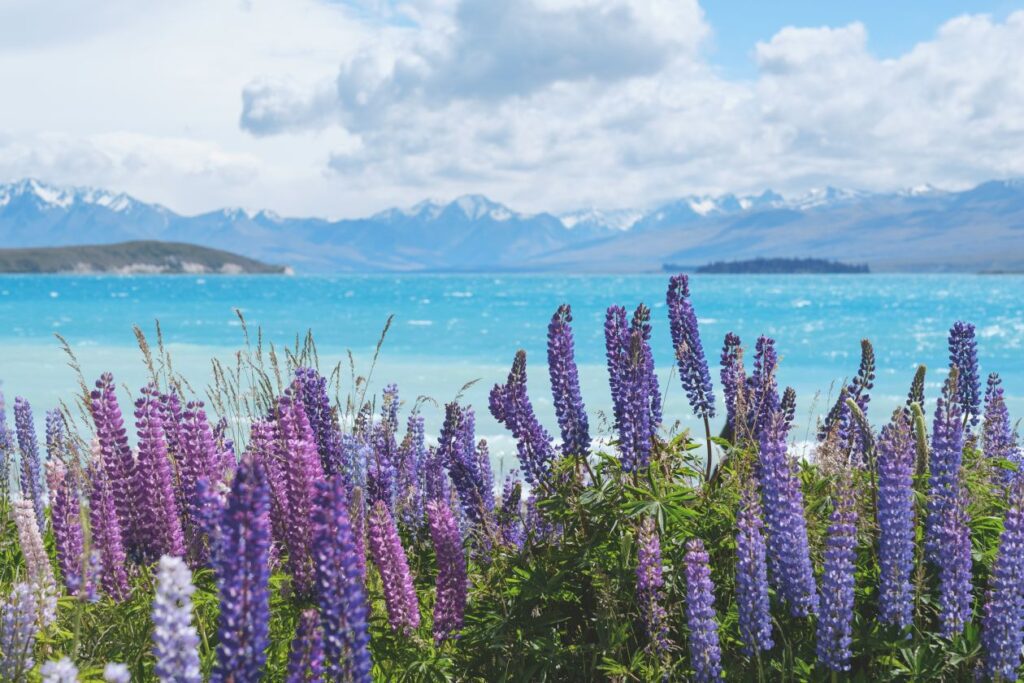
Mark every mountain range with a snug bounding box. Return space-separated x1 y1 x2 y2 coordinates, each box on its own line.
1 178 1022 272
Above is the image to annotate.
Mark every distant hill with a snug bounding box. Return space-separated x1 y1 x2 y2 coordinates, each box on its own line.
0 240 287 274
1 177 1023 272
691 257 869 274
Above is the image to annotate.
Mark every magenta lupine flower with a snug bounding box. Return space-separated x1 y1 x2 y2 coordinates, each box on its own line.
636 517 669 652
294 367 346 476
735 483 773 655
926 371 965 566
981 482 1024 680
210 458 272 683
91 373 142 558
747 336 780 438
816 480 858 672
14 397 46 534
0 583 39 681
88 443 129 601
151 555 202 683
684 539 723 682
312 476 372 683
428 499 468 644
285 609 324 683
547 304 591 458
667 274 715 420
489 350 556 486
758 413 817 617
47 460 86 596
876 409 916 629
134 384 186 563
720 333 746 436
368 499 420 634
983 373 1021 483
937 488 973 639
948 321 981 426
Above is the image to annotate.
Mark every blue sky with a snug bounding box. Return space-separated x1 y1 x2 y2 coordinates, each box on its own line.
1 0 1023 217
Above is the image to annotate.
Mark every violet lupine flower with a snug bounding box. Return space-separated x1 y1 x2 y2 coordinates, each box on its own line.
0 583 39 681
981 482 1024 680
286 609 324 683
631 305 663 427
684 539 723 682
88 443 129 601
735 483 773 655
876 409 916 629
948 321 981 427
926 370 965 566
604 305 660 472
312 475 373 683
816 479 858 671
91 373 142 558
339 432 369 494
176 400 223 559
276 394 325 596
209 458 272 683
46 408 66 460
428 499 468 644
983 373 1021 483
15 397 46 535
757 413 817 617
747 336 780 438
134 384 186 563
820 341 875 458
667 274 715 420
47 460 86 596
294 367 346 476
636 517 669 652
41 657 79 683
547 304 591 458
368 499 420 634
936 488 973 639
720 333 746 436
247 420 288 555
442 403 493 525
780 387 797 430
367 388 400 511
151 555 202 683
497 472 525 550
159 391 186 463
103 663 131 683
489 350 557 486
395 414 426 529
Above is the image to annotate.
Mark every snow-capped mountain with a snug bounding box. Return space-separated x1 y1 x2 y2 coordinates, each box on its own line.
1 177 1023 272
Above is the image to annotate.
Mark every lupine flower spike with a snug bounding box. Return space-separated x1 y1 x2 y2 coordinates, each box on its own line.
547 304 591 459
876 409 916 629
948 321 981 427
367 500 420 634
14 397 46 535
816 476 858 672
981 481 1024 680
151 555 202 683
428 499 468 644
735 482 773 655
636 517 669 652
685 539 723 682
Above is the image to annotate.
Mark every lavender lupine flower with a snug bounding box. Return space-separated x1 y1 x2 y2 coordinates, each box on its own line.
88 442 129 600
876 410 916 629
103 663 131 683
134 384 186 562
339 432 368 494
209 458 272 683
926 369 965 565
816 479 858 671
981 483 1024 680
312 475 372 683
395 414 427 529
936 488 973 638
442 403 493 525
46 408 66 460
47 460 86 596
636 517 669 652
428 499 468 644
667 274 715 419
685 539 723 682
475 439 495 513
983 373 1021 483
367 387 401 510
422 445 450 504
489 350 556 486
497 472 524 550
15 397 46 534
294 367 346 476
176 400 224 560
604 305 660 472
747 336 780 438
820 340 875 458
948 321 981 426
14 498 57 598
735 483 773 655
631 305 663 427
41 657 78 682
151 555 202 683
547 304 591 458
159 391 186 464
91 373 142 558
0 583 39 681
758 413 817 616
285 609 324 683
720 333 746 436
368 500 420 634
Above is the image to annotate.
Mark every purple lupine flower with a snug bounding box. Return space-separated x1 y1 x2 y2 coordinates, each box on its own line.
475 439 495 513
428 499 468 643
936 488 973 638
636 517 669 652
548 304 591 458
395 414 426 529
0 583 39 681
367 499 420 634
667 274 715 419
497 472 525 550
88 442 129 601
41 657 79 683
367 386 400 510
159 391 186 464
151 555 202 683
489 350 556 486
312 475 373 683
685 539 723 682
747 336 780 438
926 370 965 566
605 305 630 422
442 403 494 525
47 459 86 596
757 413 817 617
176 400 223 560
91 373 142 559
294 367 346 476
247 420 288 556
820 340 875 458
876 409 916 629
735 483 773 655
14 397 46 535
948 321 981 427
285 609 324 683
981 482 1024 680
213 416 236 480
605 306 660 472
210 457 272 683
276 393 325 595
780 387 797 430
983 373 1021 483
45 408 66 460
339 432 368 494
720 333 746 436
103 663 131 683
134 384 186 563
631 304 663 427
816 479 858 671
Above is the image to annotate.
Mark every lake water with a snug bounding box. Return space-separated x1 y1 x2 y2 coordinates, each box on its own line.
1 274 1021 471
